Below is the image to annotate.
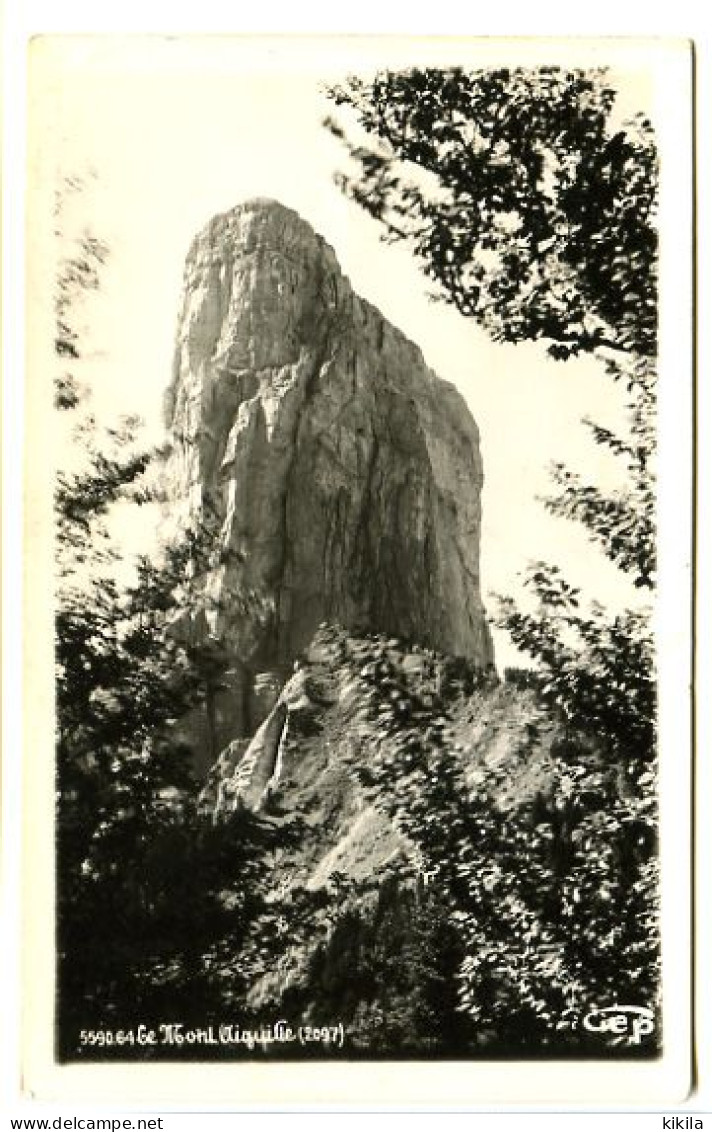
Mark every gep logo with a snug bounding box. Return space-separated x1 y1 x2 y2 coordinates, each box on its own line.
583 1004 655 1045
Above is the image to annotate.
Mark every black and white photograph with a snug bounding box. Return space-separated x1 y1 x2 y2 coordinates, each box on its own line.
19 34 693 1105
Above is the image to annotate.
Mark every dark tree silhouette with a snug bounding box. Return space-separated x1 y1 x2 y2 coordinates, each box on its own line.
325 67 657 361
324 68 661 1047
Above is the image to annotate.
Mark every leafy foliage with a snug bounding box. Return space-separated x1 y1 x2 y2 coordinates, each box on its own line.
545 358 656 589
53 172 110 409
326 67 658 360
300 879 471 1056
325 75 660 1041
326 67 659 770
492 349 656 771
53 189 281 1059
309 626 659 1052
496 570 655 767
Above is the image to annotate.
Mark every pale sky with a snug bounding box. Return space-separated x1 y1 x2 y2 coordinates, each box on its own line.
32 36 659 669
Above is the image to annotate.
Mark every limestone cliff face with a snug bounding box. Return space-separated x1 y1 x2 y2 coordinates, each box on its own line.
164 199 493 756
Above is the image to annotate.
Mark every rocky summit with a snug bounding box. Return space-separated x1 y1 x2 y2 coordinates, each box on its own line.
164 199 493 765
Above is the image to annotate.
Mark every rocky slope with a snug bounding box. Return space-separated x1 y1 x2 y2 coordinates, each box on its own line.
164 199 493 765
198 623 563 1043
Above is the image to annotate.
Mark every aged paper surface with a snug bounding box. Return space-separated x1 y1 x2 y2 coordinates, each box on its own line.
21 35 693 1105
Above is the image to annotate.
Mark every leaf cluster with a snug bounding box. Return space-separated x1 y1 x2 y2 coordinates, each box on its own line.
326 67 658 359
52 194 287 1057
327 629 659 1050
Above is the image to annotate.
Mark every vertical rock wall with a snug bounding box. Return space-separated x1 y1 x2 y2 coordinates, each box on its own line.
164 198 493 764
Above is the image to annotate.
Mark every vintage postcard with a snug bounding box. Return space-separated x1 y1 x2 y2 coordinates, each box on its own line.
21 35 693 1106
